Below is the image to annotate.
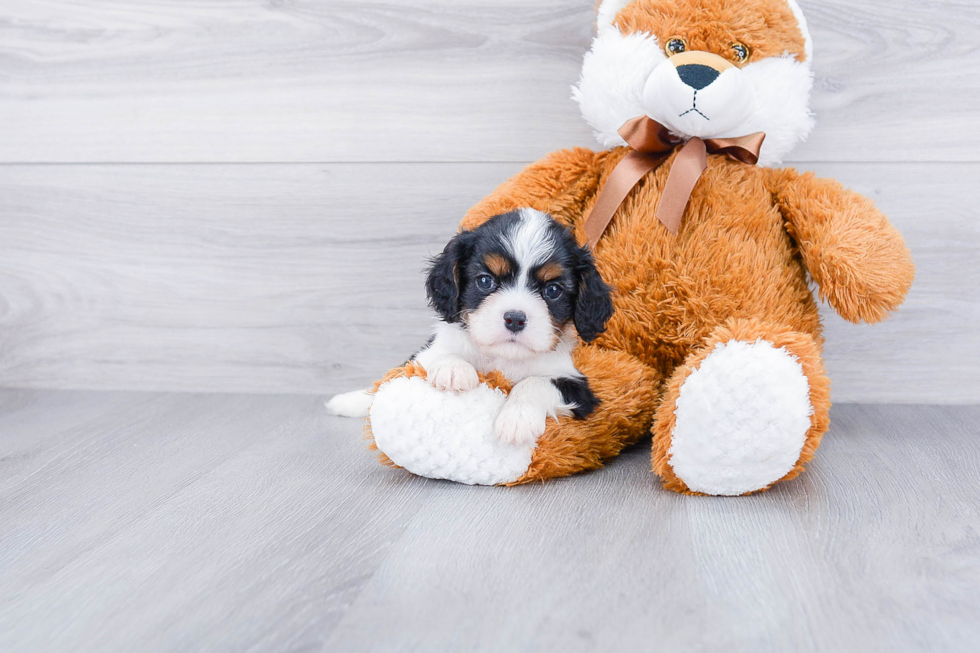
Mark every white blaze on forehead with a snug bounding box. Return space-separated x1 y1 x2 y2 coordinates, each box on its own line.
470 209 563 359
506 209 557 283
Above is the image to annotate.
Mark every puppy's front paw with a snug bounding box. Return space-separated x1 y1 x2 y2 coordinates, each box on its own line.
427 358 479 393
494 400 546 447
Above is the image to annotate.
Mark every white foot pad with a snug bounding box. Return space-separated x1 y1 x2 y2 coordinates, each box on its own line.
669 339 813 496
369 376 535 486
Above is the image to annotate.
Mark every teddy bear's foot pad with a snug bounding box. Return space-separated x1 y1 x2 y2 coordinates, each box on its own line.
668 339 813 496
369 376 535 485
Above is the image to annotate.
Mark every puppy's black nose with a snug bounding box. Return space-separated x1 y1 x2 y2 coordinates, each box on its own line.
503 311 527 333
676 64 720 90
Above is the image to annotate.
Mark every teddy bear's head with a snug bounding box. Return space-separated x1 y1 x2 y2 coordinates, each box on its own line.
573 0 814 166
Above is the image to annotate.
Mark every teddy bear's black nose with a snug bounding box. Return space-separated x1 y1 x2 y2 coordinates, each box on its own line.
676 64 720 90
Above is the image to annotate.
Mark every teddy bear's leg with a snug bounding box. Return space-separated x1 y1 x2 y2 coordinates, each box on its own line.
508 345 662 485
651 319 831 496
367 347 661 486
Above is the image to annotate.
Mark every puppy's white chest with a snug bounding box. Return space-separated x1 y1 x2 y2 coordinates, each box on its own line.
473 347 578 385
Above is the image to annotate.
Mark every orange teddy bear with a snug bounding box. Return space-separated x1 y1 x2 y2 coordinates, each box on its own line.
337 0 914 496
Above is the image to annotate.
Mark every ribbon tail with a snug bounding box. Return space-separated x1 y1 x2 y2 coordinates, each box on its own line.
704 132 765 165
582 118 760 246
584 151 667 249
655 137 707 234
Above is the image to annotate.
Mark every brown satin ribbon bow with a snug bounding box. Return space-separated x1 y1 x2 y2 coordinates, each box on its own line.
583 116 766 248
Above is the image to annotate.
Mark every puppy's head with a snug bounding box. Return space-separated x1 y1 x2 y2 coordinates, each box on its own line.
574 0 814 166
426 209 614 360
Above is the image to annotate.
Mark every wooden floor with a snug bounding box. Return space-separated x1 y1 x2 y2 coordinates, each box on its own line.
1 391 977 652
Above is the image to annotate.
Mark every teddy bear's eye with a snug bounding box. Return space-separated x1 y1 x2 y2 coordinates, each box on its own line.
732 42 750 63
665 38 687 56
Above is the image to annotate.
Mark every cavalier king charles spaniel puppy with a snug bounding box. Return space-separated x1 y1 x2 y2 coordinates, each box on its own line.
327 208 614 446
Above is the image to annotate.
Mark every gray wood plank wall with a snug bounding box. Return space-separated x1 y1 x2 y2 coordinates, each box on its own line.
1 0 977 401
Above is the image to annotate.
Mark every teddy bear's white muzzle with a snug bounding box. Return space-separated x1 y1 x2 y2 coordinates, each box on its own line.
642 56 756 139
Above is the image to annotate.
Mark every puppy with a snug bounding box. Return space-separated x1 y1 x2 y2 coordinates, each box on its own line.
327 208 615 446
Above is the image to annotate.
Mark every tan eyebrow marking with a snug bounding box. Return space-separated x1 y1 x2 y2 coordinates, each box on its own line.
536 262 565 283
484 253 511 277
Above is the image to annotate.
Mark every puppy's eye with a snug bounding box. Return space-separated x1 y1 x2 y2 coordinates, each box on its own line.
665 37 687 56
731 42 750 63
543 282 564 300
476 274 495 292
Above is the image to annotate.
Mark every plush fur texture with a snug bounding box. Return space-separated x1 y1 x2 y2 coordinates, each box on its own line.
661 330 814 495
577 0 814 165
365 347 661 485
452 143 910 492
652 319 830 495
365 0 914 494
597 0 814 57
365 363 536 485
369 373 532 486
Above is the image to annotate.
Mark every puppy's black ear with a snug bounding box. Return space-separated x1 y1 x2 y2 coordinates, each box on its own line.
573 246 614 342
425 230 476 323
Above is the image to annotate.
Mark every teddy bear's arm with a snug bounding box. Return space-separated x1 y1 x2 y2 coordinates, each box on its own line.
459 147 604 232
766 168 915 324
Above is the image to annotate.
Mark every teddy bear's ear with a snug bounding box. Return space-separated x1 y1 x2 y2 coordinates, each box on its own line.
595 0 636 33
785 0 813 61
425 230 476 323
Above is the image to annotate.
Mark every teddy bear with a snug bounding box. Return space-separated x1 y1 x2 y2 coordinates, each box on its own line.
359 0 914 495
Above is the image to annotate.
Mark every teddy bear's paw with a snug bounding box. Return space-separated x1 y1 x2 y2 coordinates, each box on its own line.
668 339 813 496
493 399 547 447
426 357 480 393
369 376 535 485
